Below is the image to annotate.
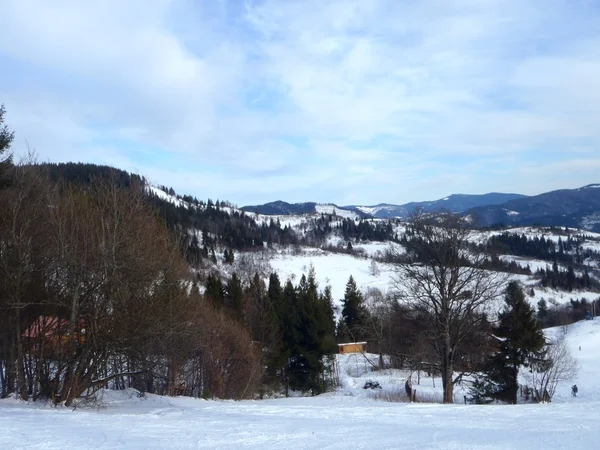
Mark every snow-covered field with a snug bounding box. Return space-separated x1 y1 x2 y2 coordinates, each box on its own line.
268 249 396 307
2 320 600 449
265 247 599 313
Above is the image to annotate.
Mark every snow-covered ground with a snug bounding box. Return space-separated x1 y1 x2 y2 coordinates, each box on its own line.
2 319 600 449
268 249 396 307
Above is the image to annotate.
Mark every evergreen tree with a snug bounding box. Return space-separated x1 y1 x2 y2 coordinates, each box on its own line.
341 275 368 341
262 273 285 387
276 269 337 395
566 265 576 292
537 298 548 320
0 104 14 188
280 279 299 395
205 273 225 308
482 281 546 404
0 104 13 160
317 285 337 353
225 272 244 318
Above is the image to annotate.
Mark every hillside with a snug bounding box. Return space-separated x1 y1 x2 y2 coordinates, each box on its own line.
31 163 600 311
468 184 600 231
242 201 370 219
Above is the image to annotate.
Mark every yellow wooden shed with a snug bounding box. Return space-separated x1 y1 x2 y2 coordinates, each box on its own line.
337 341 367 354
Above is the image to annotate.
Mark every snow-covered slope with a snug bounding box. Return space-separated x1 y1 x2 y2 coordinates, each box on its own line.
2 320 600 449
146 185 188 208
269 249 396 308
315 203 361 219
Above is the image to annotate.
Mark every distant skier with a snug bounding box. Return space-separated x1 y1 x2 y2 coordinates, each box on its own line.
571 385 578 397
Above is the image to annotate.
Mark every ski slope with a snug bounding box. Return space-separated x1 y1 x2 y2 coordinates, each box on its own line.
2 320 600 449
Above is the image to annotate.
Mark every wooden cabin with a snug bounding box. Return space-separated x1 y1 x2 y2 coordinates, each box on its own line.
23 315 86 355
337 342 367 354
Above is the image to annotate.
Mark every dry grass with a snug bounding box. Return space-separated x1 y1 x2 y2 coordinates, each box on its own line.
369 388 443 404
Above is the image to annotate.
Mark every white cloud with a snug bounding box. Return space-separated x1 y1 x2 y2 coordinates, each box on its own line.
0 0 599 205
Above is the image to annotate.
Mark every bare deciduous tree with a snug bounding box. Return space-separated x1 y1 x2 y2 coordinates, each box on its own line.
391 212 506 403
528 337 578 403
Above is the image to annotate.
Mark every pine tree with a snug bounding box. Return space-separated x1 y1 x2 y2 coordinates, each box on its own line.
341 275 368 341
483 281 546 404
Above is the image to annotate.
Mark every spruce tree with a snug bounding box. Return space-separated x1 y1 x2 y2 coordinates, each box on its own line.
275 269 337 395
264 273 286 387
341 275 368 341
484 281 546 404
280 279 299 395
225 272 244 318
0 104 13 159
0 104 14 188
205 273 225 308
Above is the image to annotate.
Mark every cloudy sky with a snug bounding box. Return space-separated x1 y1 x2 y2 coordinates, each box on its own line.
1 0 600 206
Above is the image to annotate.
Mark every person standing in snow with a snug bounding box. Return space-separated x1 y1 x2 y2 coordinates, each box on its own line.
571 385 578 397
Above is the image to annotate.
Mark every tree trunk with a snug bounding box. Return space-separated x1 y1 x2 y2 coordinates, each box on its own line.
15 313 28 400
441 364 454 403
441 333 454 404
508 366 519 404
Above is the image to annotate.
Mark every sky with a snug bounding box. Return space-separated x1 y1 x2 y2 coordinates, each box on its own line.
1 0 600 206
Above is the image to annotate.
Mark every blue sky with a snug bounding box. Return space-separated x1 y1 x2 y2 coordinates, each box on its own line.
1 0 600 206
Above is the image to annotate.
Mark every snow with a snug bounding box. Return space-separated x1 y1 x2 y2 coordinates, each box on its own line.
581 212 600 231
315 203 360 219
354 205 406 217
268 250 396 308
3 321 600 448
542 320 600 402
499 254 549 273
147 186 188 208
355 205 377 215
2 392 598 449
353 241 404 258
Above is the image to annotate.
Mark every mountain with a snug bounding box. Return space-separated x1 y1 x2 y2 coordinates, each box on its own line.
242 201 370 218
467 184 600 231
245 193 526 220
242 200 317 216
346 193 527 219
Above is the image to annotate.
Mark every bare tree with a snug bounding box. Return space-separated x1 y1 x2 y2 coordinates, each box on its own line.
361 287 393 370
391 212 506 403
529 337 578 403
0 163 52 399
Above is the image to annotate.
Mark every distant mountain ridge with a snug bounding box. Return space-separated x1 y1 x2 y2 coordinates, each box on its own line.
242 192 526 219
344 192 526 219
466 184 600 231
241 185 600 232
